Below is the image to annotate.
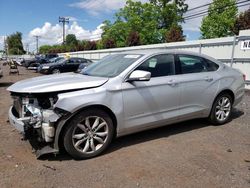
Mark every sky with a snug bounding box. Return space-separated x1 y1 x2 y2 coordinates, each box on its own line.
0 0 249 52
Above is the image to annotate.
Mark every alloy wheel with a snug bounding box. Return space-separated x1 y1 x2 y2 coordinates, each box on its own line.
215 96 231 121
72 116 109 154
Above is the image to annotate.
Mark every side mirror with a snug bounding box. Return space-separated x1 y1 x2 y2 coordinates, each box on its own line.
127 70 151 82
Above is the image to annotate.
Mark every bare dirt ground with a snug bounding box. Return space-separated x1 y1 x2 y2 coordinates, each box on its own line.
0 63 249 188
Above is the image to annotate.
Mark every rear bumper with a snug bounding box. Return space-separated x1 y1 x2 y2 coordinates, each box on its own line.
8 106 24 132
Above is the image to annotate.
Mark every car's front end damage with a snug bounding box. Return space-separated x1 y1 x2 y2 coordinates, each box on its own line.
7 73 109 157
8 92 62 157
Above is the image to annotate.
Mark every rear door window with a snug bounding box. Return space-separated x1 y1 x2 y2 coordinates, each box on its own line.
178 55 219 74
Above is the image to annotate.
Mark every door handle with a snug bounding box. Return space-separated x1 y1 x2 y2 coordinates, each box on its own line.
167 80 178 87
204 77 213 82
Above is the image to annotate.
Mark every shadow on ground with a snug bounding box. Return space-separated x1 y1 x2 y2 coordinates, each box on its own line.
0 82 14 87
39 108 244 161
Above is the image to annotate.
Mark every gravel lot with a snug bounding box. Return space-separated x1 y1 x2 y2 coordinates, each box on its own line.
0 63 249 188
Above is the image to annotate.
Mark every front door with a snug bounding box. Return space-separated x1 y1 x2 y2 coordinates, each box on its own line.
121 54 181 132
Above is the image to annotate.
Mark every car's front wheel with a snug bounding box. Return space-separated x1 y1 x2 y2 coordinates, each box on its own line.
63 109 114 159
209 93 233 125
52 69 60 74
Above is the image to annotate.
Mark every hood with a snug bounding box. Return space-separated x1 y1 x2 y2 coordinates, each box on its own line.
7 73 108 93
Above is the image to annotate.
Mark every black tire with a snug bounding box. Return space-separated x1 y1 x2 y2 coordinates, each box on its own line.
52 69 60 74
209 93 233 125
63 109 114 159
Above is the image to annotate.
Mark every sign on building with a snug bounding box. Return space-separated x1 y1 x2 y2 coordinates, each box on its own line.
241 40 250 50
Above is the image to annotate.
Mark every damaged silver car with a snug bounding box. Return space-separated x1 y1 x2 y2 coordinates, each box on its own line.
8 50 245 159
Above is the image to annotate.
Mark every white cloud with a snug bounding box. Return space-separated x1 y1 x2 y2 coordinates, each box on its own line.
69 0 148 15
25 21 103 52
0 36 6 51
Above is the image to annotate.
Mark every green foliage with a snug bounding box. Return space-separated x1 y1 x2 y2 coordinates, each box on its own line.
84 41 97 50
66 34 78 46
39 45 52 54
102 38 116 49
200 0 238 39
150 0 188 29
102 0 187 46
39 0 188 53
96 40 104 49
6 32 25 55
233 8 250 35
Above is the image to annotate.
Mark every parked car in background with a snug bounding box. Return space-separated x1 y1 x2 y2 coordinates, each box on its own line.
22 58 37 68
7 50 245 159
35 57 64 72
28 54 59 70
13 58 25 66
76 60 93 73
39 57 92 74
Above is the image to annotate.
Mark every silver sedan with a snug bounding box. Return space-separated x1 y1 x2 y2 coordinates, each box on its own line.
8 50 245 159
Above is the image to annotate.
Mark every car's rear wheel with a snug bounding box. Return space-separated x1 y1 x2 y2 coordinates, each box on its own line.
209 93 233 125
63 109 114 159
52 69 60 74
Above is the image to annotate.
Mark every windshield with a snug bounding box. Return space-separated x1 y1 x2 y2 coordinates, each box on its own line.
55 58 67 64
49 57 58 62
82 54 142 77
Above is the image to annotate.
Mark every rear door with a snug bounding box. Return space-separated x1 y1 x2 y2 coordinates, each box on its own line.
175 54 220 118
121 54 181 132
64 58 80 72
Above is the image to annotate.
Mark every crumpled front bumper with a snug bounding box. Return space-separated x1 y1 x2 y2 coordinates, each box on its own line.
8 106 24 133
8 106 59 158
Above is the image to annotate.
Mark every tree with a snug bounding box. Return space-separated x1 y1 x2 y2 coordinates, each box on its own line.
66 34 78 46
102 0 187 46
126 31 141 46
84 41 97 50
39 45 52 54
165 24 185 42
103 38 116 49
6 32 25 55
232 8 250 35
200 0 238 39
150 0 188 29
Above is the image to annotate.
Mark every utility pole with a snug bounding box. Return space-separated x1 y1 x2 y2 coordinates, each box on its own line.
59 16 69 44
25 43 29 54
34 35 40 54
4 36 9 57
3 36 7 55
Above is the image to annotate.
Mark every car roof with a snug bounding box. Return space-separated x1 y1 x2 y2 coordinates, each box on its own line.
120 49 223 65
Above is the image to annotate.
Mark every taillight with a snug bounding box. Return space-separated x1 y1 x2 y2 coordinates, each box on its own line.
243 74 246 81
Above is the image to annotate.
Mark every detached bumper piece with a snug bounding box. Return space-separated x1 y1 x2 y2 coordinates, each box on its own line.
36 146 59 158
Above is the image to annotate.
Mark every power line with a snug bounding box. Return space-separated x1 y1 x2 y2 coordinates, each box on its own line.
184 0 250 21
185 2 250 21
186 2 212 12
184 0 249 19
186 0 247 12
59 16 70 44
